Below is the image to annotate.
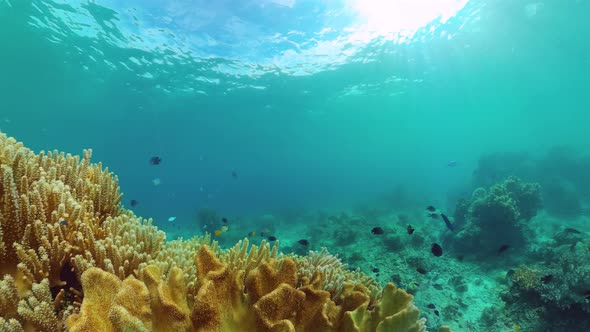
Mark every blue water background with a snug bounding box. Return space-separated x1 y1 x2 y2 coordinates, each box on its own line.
1 0 589 233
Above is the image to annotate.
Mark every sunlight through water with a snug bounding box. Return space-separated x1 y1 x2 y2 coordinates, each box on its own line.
350 0 470 40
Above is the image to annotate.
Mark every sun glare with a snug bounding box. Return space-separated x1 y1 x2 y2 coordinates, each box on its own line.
351 0 469 37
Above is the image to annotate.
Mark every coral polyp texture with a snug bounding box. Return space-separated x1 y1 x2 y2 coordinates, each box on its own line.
0 132 431 331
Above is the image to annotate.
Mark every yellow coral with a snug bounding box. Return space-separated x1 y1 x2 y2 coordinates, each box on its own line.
0 132 125 285
512 265 540 290
66 245 427 332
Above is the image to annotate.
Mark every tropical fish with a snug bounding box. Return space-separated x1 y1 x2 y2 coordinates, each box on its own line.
427 304 436 309
371 227 384 235
416 267 427 275
407 225 415 235
426 206 436 212
498 244 510 254
564 227 581 234
431 243 443 257
298 239 309 246
152 178 161 186
541 274 553 283
427 212 440 219
149 156 162 165
59 220 68 226
268 236 277 241
168 216 176 222
130 199 139 207
214 230 222 236
440 213 454 231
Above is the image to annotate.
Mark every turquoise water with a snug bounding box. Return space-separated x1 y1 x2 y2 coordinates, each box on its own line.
2 0 590 330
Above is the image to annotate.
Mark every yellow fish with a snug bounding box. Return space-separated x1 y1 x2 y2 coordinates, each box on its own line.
249 231 256 237
214 230 222 236
513 324 520 331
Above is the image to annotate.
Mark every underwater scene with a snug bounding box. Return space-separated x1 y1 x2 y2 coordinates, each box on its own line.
1 0 589 331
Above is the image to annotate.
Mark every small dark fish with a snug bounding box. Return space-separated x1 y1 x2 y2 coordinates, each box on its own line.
434 309 440 317
298 239 309 246
222 217 228 224
541 274 553 284
440 213 454 231
426 206 436 212
427 304 436 309
431 243 443 257
497 244 510 254
149 156 162 165
564 227 581 234
407 225 415 235
416 267 427 275
427 212 440 219
371 227 384 235
59 220 68 226
507 269 515 278
457 255 465 262
584 290 590 300
372 268 380 273
268 236 277 242
130 199 139 207
231 170 237 178
433 284 443 290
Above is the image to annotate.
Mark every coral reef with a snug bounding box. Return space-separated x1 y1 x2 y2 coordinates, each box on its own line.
501 242 590 331
0 132 431 331
473 148 590 220
450 177 542 256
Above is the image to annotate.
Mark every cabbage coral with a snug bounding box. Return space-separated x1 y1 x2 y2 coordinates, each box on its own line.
0 132 431 331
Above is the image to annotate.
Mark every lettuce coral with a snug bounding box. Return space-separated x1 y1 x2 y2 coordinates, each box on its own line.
67 245 427 332
0 132 430 331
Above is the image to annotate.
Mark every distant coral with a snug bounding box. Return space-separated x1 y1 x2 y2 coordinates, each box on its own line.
502 244 590 330
450 177 542 256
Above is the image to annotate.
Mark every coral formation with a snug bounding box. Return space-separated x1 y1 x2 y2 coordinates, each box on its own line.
450 177 542 256
502 243 590 330
66 244 427 332
0 132 431 331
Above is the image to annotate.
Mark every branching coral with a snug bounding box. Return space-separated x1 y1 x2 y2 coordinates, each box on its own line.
0 132 125 282
0 275 65 331
511 265 540 291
